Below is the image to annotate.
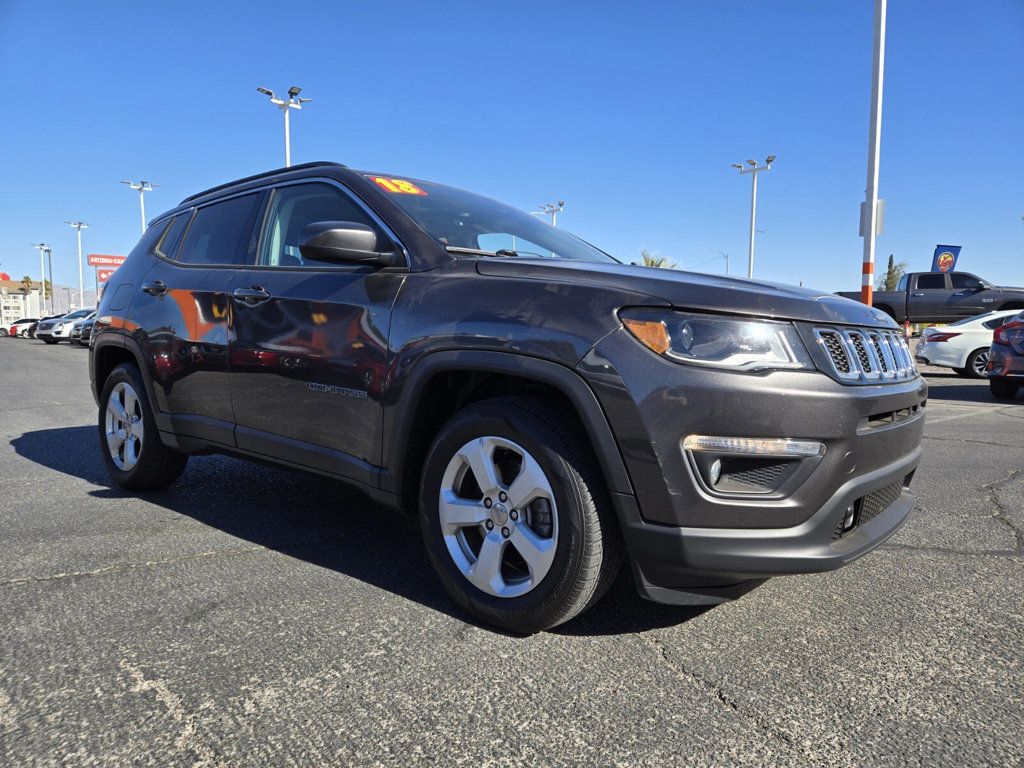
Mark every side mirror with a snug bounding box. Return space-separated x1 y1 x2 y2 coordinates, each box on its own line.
298 221 401 267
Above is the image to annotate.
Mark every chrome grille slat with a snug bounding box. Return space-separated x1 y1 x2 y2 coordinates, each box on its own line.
813 326 917 384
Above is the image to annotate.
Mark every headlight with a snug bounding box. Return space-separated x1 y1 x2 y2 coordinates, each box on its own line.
620 309 813 372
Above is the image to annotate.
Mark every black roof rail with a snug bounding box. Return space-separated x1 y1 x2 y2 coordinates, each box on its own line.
179 161 347 204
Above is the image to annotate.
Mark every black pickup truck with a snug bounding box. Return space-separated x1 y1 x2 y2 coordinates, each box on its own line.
838 272 1024 324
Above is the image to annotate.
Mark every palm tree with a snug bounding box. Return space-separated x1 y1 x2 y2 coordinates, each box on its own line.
19 276 33 295
640 249 676 269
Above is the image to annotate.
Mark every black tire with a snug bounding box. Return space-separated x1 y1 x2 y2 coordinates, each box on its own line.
963 348 990 379
41 338 58 344
419 396 623 634
98 363 188 490
952 367 967 377
990 378 1020 401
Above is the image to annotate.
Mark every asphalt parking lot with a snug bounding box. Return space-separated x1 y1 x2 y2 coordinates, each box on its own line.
1 339 1021 767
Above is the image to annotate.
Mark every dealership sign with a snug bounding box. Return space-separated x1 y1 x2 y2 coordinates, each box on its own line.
97 268 118 283
87 254 126 268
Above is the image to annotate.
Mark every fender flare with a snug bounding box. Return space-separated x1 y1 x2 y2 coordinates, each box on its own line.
382 350 634 497
90 331 174 434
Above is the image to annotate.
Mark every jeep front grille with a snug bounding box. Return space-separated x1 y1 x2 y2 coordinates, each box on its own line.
813 328 916 383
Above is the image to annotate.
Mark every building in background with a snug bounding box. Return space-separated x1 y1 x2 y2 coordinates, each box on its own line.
0 281 44 326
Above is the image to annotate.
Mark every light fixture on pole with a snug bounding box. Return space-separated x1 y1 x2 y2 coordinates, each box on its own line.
531 201 565 226
731 155 775 278
65 221 88 310
257 85 312 168
122 180 157 234
31 243 50 314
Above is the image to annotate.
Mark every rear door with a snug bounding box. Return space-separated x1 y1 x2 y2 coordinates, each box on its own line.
908 272 949 322
227 180 405 484
129 192 264 447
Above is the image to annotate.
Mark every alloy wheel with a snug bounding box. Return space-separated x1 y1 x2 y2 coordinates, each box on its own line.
438 436 558 598
971 351 989 377
105 381 145 471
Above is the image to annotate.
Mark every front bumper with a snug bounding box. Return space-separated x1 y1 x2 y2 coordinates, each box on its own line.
579 327 926 602
37 323 70 339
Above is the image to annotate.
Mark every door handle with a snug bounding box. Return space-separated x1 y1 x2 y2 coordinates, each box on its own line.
911 292 925 297
233 286 271 304
142 281 167 296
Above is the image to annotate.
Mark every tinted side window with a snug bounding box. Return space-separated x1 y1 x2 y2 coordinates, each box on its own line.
176 193 263 266
951 273 983 290
916 273 946 289
897 275 908 291
984 316 1012 330
155 214 191 259
126 219 170 260
257 184 383 268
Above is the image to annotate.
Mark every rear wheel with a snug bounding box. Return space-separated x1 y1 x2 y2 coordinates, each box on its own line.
98 363 188 490
41 338 58 344
419 396 623 634
964 348 990 379
990 378 1020 400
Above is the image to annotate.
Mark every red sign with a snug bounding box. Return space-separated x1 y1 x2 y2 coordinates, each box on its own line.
97 268 117 283
88 254 126 268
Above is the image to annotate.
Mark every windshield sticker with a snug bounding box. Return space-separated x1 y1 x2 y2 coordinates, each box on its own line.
370 176 427 195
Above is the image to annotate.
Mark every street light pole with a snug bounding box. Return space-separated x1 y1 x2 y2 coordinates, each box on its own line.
32 243 49 314
860 0 887 306
731 156 775 279
122 181 157 234
534 201 565 226
65 221 88 309
257 86 312 168
47 248 54 313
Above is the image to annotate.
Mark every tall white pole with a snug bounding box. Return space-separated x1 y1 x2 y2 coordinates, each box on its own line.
38 248 45 313
76 227 84 308
283 107 291 167
139 188 147 233
861 0 887 306
747 171 758 279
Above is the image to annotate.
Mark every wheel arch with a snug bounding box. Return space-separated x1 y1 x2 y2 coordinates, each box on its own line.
998 301 1024 312
384 351 634 510
90 334 166 430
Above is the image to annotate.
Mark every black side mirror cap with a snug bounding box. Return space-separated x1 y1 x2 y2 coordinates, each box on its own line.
298 221 402 268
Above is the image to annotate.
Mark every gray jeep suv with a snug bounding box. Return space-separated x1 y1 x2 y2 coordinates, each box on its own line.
89 162 926 633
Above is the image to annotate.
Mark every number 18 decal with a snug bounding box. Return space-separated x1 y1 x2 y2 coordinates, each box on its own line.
370 176 427 195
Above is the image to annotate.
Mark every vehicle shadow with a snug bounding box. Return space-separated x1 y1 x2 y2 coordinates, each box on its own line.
923 372 1015 405
10 425 709 636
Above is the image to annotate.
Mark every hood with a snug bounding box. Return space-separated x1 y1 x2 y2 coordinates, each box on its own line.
476 259 897 328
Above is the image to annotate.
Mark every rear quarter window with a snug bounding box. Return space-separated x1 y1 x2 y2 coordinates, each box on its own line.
175 193 263 266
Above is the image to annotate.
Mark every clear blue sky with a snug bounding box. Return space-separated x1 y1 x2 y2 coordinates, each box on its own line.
1 0 1021 292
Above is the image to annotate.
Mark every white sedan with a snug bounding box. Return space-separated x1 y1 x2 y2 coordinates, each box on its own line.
914 310 1020 378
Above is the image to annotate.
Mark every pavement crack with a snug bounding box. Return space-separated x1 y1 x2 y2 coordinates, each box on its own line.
983 469 1024 554
921 435 1023 449
0 537 343 587
640 633 819 765
120 659 225 767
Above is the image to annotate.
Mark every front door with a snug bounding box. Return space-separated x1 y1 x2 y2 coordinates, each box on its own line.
228 181 405 484
946 273 996 318
908 272 949 322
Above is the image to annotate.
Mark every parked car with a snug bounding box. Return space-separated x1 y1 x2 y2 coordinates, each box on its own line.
25 315 63 338
89 162 926 633
8 318 39 338
914 310 1021 378
986 312 1024 400
76 316 97 346
69 312 97 346
35 308 95 343
837 272 1024 324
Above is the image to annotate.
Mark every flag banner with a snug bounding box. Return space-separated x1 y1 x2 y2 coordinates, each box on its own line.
931 245 961 272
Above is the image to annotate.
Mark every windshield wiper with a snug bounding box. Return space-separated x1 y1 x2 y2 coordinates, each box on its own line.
444 246 519 258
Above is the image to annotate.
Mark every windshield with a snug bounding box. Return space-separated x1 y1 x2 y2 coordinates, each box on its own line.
63 309 92 319
366 175 618 263
948 312 995 327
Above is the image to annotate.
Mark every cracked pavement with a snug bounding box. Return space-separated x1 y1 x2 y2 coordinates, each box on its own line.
1 342 1021 766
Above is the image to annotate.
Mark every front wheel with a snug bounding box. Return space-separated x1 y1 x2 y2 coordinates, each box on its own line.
98 363 188 490
41 338 58 344
419 396 623 634
990 378 1020 400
